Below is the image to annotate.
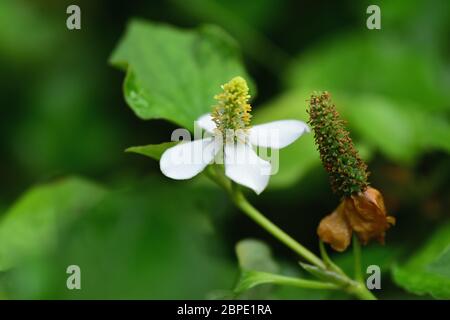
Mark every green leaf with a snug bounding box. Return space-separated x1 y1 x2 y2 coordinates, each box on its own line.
110 19 253 131
392 222 450 299
341 94 450 163
235 238 279 273
1 177 234 299
427 247 450 278
273 34 450 171
125 141 177 160
271 262 336 300
234 240 337 297
0 177 106 271
234 270 338 294
234 270 278 294
233 239 278 299
286 35 449 112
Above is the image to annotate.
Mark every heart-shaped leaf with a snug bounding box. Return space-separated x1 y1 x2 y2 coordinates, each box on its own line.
110 20 253 131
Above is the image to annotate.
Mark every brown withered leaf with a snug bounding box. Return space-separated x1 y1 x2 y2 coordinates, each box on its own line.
318 187 395 251
345 187 395 244
317 202 352 252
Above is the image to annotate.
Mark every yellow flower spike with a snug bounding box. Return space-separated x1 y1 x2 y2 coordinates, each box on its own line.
211 76 252 134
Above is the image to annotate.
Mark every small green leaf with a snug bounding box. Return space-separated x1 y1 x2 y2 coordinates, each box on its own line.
126 141 177 161
235 270 338 294
110 20 253 131
234 239 279 299
234 240 339 298
392 222 450 299
235 238 279 273
234 270 277 294
0 177 106 271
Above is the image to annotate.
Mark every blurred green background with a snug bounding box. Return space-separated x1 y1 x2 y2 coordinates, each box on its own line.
0 0 449 299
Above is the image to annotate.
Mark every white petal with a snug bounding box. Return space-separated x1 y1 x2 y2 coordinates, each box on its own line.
249 120 310 149
196 113 216 133
224 142 271 195
160 138 218 180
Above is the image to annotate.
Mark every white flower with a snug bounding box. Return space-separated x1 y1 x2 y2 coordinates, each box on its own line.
160 113 309 194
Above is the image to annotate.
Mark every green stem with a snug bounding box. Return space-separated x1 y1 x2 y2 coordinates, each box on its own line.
319 240 344 275
259 273 339 291
204 169 377 300
231 185 325 269
347 283 377 300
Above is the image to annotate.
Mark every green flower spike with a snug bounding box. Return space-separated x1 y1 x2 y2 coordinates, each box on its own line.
308 91 369 199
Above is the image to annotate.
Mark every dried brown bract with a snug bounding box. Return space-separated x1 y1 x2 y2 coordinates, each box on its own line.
318 187 395 252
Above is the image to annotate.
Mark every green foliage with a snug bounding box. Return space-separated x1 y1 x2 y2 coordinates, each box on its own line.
234 270 279 294
233 239 279 299
392 222 450 299
251 33 450 189
341 95 450 162
233 239 338 299
235 270 338 295
1 1 449 300
0 177 234 299
13 66 124 177
0 1 62 63
110 20 253 131
427 248 450 278
126 142 178 161
0 177 106 271
235 239 279 273
287 35 449 112
287 35 450 164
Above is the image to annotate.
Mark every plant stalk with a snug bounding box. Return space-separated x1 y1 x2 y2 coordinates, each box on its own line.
205 169 377 300
231 185 325 269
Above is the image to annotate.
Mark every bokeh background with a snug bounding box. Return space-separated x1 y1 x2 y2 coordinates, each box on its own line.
0 0 449 299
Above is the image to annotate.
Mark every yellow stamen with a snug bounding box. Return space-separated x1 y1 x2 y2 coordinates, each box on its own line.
211 77 252 134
